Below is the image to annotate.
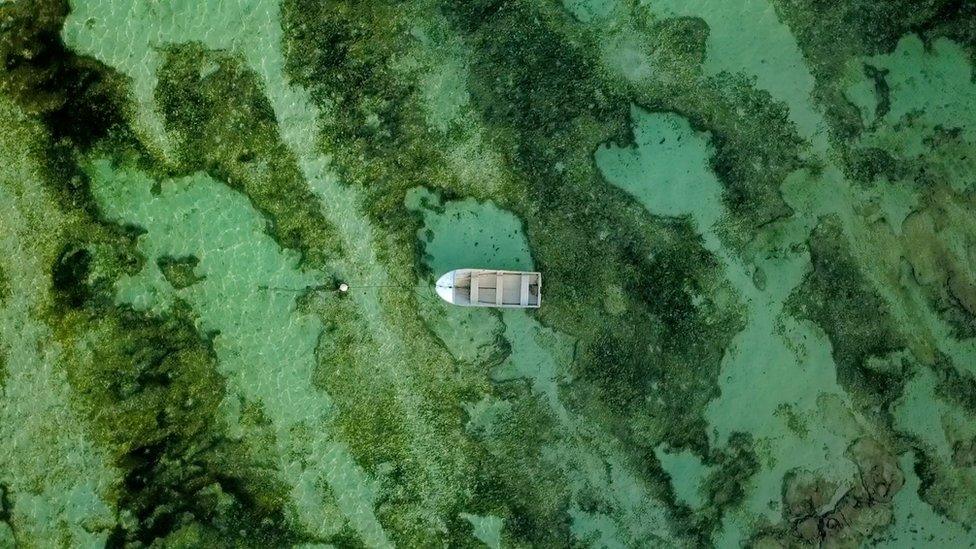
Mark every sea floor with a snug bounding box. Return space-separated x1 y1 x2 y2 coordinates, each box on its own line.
1 0 976 546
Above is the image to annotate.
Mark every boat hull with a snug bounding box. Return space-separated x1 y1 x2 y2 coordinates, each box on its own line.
435 269 541 308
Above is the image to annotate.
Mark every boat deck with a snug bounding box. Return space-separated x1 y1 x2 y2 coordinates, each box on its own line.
438 269 541 308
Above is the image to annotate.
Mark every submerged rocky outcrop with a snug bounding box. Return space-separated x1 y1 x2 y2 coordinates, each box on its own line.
1 0 975 546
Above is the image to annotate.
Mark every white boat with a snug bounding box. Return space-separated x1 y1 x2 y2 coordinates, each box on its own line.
436 268 541 308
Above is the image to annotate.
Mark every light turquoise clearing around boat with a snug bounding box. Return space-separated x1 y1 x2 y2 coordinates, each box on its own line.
406 186 533 276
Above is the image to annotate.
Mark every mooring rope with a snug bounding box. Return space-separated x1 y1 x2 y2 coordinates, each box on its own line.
258 282 416 293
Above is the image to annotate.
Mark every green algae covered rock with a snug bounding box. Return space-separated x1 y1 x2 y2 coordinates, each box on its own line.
1 0 976 546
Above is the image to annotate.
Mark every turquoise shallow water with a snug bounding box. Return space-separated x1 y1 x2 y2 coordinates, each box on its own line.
1 0 976 546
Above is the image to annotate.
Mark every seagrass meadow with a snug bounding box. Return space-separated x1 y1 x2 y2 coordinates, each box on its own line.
1 0 976 546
